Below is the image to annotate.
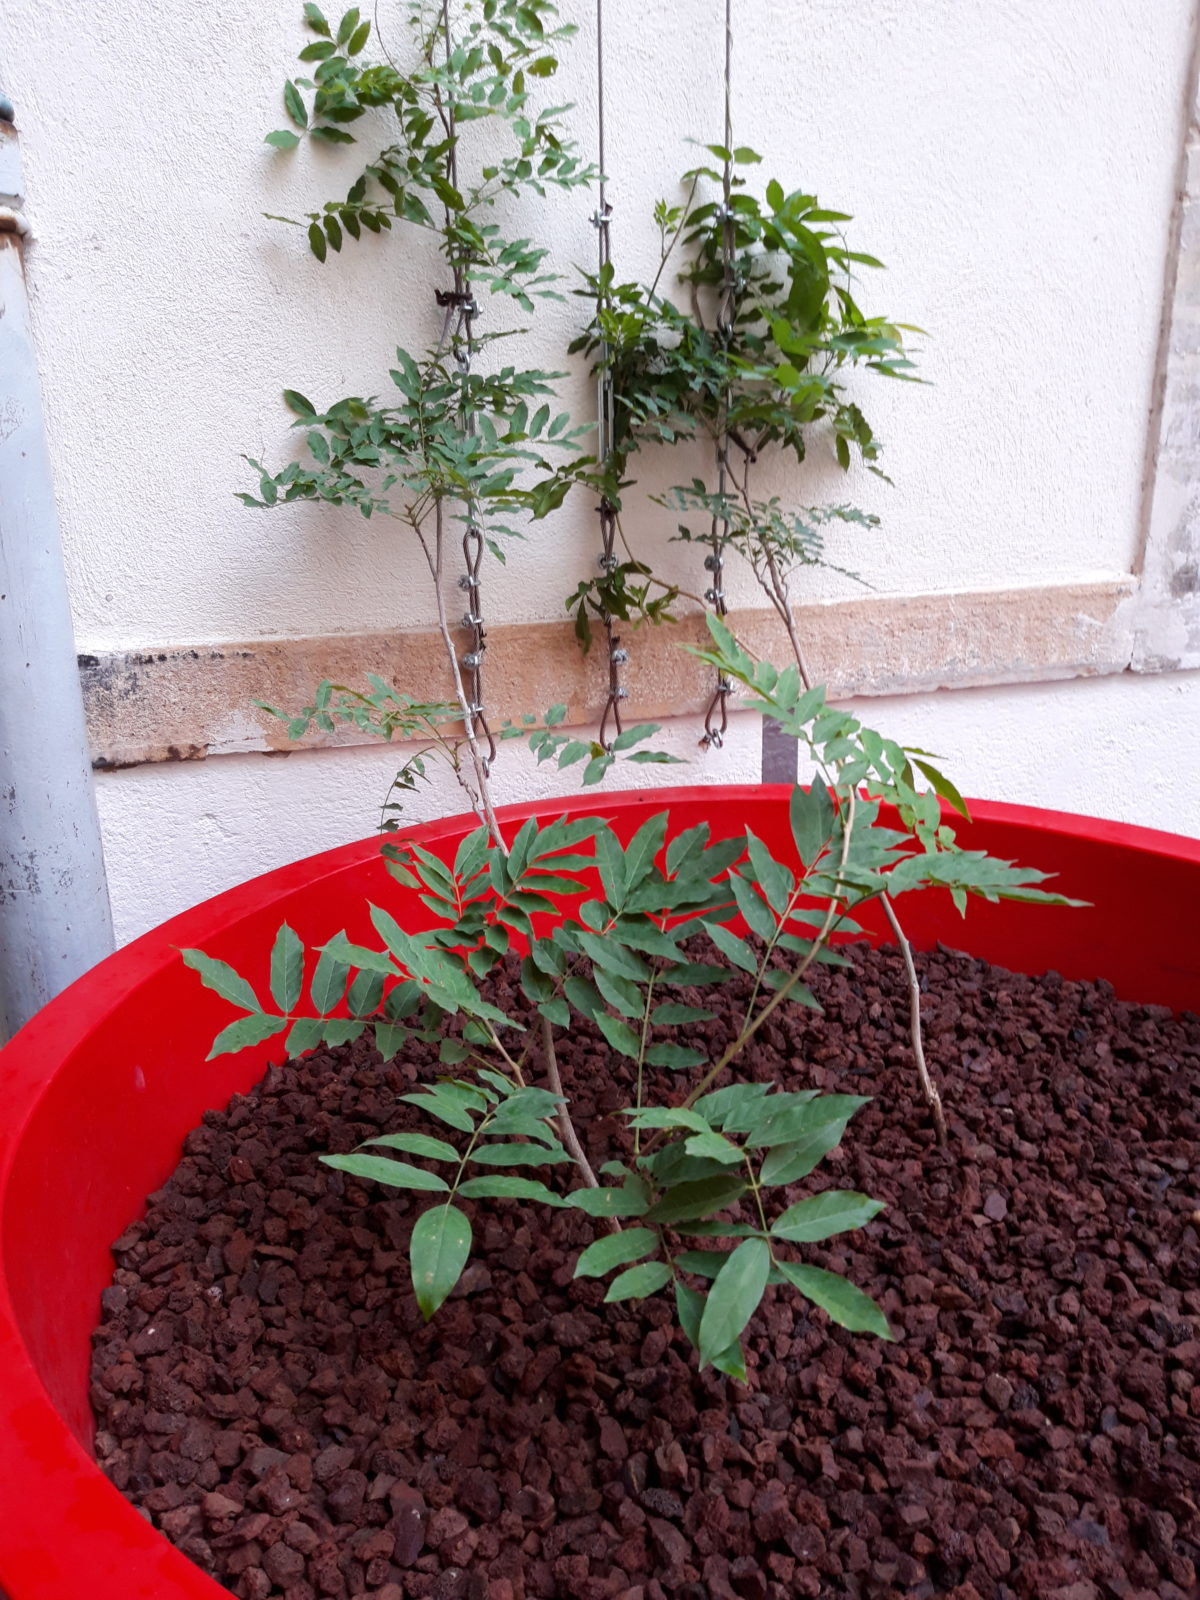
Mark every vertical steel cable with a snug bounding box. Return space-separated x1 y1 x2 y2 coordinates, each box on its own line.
701 0 735 748
440 0 496 771
593 0 627 750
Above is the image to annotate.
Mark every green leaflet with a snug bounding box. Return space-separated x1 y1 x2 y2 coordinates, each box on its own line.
759 1123 854 1186
321 1152 450 1191
745 830 794 915
596 1012 641 1060
702 921 758 975
770 1190 885 1243
776 1261 893 1340
399 1088 477 1133
410 1203 472 1320
322 1019 365 1047
790 781 835 868
695 1082 773 1124
604 1261 673 1302
645 1175 747 1225
683 1130 743 1165
675 1281 746 1380
643 1042 707 1070
593 827 628 908
575 928 650 982
566 1183 649 1218
310 939 351 1015
286 1017 325 1056
651 1002 716 1025
564 976 604 1021
593 966 643 1018
347 966 385 1018
361 1131 459 1162
666 823 710 876
456 1176 567 1205
269 923 304 1013
729 873 776 942
182 950 262 1015
622 811 669 890
574 1227 659 1278
469 1142 573 1166
744 1094 870 1149
698 1238 771 1367
625 1107 712 1134
720 1087 817 1135
206 1012 287 1059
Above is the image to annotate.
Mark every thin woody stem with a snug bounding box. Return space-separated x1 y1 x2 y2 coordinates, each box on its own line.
419 514 599 1172
414 511 507 851
644 791 859 1152
736 469 947 1146
880 894 948 1146
541 1014 601 1189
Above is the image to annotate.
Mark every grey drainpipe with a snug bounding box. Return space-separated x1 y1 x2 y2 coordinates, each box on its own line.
0 102 114 1041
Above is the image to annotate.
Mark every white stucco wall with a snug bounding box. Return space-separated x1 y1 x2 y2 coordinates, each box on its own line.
4 0 1200 943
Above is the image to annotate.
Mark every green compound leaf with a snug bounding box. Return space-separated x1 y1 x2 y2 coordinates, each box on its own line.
410 1202 472 1320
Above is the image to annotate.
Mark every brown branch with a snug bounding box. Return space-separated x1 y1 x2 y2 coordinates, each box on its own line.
541 1014 601 1189
881 894 947 1146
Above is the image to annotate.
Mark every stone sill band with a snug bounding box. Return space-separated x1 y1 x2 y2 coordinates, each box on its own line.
80 578 1145 771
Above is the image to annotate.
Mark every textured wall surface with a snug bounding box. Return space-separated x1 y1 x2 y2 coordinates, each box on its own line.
3 0 1200 942
94 671 1200 946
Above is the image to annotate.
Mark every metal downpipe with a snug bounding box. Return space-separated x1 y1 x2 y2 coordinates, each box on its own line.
0 108 113 1040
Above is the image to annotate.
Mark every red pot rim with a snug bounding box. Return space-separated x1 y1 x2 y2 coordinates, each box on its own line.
1 786 1197 1599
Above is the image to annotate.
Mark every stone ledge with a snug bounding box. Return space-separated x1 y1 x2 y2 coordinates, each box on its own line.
80 577 1138 770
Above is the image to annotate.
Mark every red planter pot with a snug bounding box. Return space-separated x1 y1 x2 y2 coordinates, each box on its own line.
1 786 1198 1600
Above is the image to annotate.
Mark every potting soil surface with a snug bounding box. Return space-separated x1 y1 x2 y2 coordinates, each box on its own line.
91 943 1200 1600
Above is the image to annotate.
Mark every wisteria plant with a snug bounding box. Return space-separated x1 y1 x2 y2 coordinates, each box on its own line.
191 0 1079 1375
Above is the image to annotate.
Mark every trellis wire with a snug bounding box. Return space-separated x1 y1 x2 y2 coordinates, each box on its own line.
592 0 628 750
701 0 736 748
440 0 496 772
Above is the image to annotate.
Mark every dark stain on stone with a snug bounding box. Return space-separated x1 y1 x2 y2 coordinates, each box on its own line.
1170 561 1199 598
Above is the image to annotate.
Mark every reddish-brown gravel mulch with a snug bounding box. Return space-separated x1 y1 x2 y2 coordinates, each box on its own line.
91 944 1200 1600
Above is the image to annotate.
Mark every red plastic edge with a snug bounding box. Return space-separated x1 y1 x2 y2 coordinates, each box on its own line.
0 787 1197 1598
